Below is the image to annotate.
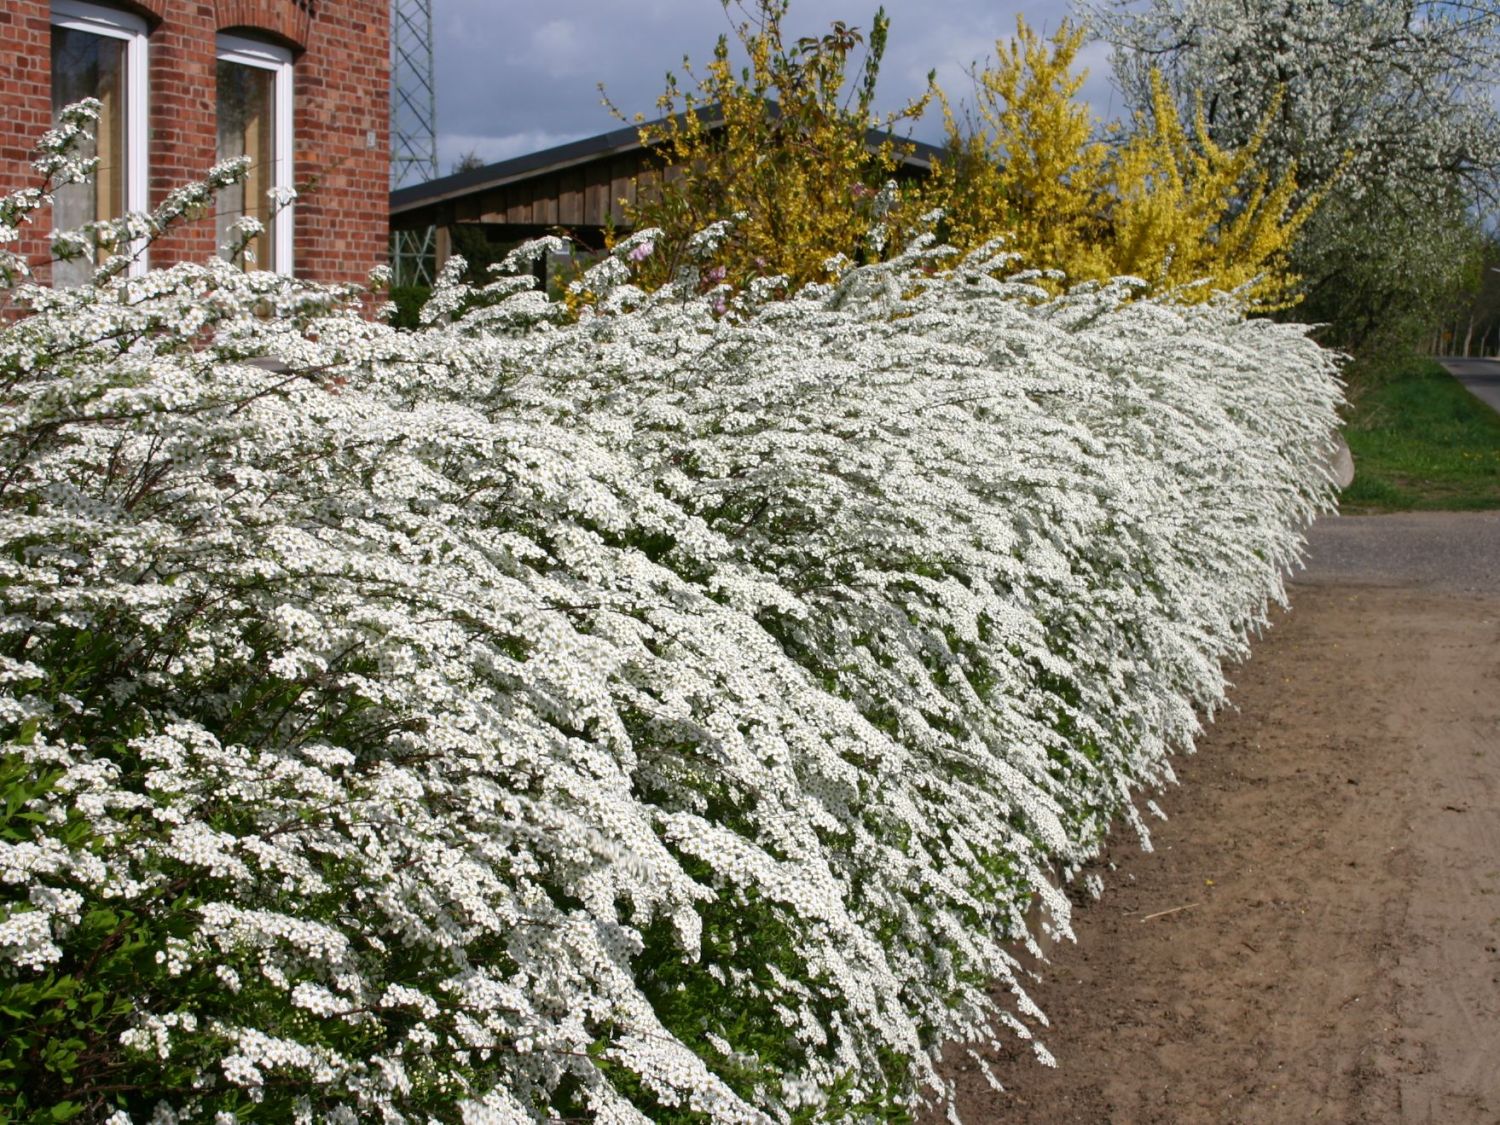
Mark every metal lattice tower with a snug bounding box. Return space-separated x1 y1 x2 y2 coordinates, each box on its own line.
390 0 437 286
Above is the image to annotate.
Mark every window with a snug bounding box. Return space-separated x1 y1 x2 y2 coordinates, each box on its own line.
50 0 148 285
216 35 293 274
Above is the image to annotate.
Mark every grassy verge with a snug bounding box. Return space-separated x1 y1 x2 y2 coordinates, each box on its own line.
1339 353 1500 511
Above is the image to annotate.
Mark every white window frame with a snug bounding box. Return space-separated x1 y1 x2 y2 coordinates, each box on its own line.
50 0 150 276
216 33 294 275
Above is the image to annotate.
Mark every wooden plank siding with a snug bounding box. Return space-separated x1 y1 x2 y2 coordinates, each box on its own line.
392 117 944 282
558 167 585 225
431 149 663 232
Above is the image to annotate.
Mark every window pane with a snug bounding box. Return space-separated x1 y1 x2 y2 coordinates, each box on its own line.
216 60 276 270
51 25 127 286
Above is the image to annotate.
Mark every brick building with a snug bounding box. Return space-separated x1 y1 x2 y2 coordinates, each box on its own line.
0 0 389 286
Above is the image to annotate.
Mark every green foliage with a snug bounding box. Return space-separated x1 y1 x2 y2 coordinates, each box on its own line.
448 224 523 285
386 283 432 330
1341 354 1500 510
1295 188 1490 355
1 757 151 1123
618 876 912 1122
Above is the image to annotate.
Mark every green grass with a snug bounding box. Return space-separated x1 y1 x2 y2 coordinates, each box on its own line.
1340 353 1500 511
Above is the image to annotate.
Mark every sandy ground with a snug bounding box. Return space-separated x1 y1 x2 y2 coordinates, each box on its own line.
940 513 1500 1123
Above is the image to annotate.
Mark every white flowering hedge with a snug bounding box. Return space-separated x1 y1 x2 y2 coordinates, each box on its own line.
0 109 1341 1123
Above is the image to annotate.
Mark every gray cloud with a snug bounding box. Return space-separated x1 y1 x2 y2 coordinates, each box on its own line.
431 1 1121 175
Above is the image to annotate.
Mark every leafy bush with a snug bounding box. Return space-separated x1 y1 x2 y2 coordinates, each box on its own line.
385 283 432 329
1083 0 1500 350
604 0 931 292
0 107 1341 1121
928 18 1312 309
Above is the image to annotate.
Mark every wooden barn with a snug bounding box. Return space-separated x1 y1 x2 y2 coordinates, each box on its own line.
388 110 944 283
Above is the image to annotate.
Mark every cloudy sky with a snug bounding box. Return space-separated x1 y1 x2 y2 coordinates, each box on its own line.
428 1 1123 175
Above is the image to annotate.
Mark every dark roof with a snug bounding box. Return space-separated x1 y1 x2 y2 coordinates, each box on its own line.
389 106 946 219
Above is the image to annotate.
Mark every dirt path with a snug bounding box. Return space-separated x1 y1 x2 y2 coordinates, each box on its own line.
942 513 1500 1123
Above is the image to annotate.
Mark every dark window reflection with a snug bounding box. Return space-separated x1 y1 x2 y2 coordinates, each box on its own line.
216 60 276 270
51 25 127 286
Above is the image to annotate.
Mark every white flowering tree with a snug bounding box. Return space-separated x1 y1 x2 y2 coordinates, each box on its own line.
1080 0 1500 349
0 105 1341 1122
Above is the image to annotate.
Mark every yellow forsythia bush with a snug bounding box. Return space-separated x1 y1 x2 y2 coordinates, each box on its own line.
608 0 931 292
929 18 1317 309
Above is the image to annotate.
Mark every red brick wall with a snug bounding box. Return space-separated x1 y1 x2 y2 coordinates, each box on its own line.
214 0 310 47
145 3 221 270
278 1 389 288
0 1 55 278
0 0 389 287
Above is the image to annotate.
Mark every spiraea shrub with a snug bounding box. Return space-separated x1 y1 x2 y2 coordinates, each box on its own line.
0 107 1341 1122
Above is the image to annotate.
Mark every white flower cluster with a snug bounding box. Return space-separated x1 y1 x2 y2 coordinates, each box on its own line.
0 124 1341 1122
1088 0 1500 197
